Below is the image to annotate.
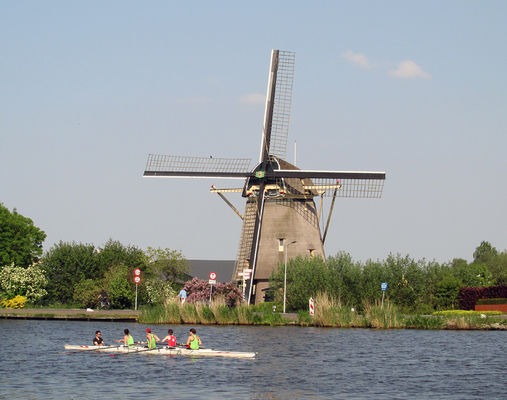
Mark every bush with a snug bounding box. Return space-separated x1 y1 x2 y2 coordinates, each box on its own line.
476 298 507 305
0 264 48 303
458 286 507 310
73 279 102 308
1 295 28 309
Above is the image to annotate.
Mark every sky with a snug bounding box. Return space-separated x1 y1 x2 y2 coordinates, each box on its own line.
1 1 506 265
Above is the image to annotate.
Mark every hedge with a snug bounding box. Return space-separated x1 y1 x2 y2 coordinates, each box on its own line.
458 286 507 310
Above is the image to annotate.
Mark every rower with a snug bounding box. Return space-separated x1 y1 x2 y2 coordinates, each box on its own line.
93 330 104 346
161 329 176 348
146 328 160 349
115 328 135 347
186 328 201 350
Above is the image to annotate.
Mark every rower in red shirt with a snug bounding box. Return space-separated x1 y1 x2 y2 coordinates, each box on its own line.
161 329 177 347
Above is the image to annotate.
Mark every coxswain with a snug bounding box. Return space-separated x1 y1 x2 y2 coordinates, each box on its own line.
116 328 135 347
186 328 202 350
161 329 176 347
146 328 160 349
93 330 104 346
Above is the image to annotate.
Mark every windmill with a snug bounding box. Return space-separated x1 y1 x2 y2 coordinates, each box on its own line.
143 50 386 304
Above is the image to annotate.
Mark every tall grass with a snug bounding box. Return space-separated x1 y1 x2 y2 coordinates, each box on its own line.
363 300 403 328
180 304 199 324
210 297 237 324
195 304 216 324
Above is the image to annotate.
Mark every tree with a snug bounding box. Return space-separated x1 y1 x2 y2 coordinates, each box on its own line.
270 256 331 311
473 241 498 264
144 247 189 282
41 241 97 303
0 203 46 267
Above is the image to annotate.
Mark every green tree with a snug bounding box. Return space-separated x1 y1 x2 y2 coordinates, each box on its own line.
473 241 498 264
0 204 46 267
270 256 330 311
103 264 135 309
73 279 102 308
144 247 189 282
41 241 97 303
96 239 146 277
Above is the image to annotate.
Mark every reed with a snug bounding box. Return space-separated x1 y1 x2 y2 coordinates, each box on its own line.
164 301 182 324
236 304 254 325
363 300 403 328
138 304 166 324
210 297 237 325
180 303 199 324
404 315 445 329
195 304 216 324
312 292 339 327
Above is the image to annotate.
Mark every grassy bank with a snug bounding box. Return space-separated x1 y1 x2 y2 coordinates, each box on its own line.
138 298 507 330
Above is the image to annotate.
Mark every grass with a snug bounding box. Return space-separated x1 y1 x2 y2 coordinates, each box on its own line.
134 301 507 330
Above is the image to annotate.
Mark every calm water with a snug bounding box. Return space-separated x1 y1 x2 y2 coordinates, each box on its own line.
0 319 505 399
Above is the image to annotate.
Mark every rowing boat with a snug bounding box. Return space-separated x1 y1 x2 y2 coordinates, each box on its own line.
64 344 256 359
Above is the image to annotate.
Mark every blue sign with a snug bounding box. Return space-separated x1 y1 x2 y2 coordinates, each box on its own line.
381 282 388 291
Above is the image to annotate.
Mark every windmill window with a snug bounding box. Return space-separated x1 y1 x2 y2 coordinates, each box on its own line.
309 249 315 257
278 239 284 252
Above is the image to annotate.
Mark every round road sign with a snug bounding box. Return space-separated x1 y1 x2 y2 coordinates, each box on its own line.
134 268 141 276
209 272 217 280
134 276 141 284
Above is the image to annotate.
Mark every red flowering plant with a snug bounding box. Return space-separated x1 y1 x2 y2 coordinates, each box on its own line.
183 278 242 307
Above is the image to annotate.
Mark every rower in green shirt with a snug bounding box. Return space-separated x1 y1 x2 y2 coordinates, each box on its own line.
116 328 135 347
186 328 202 350
145 328 160 349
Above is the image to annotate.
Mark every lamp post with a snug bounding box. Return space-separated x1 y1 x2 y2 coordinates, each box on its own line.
284 240 297 313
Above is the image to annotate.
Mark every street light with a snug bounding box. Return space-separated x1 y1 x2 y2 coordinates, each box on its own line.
284 240 297 313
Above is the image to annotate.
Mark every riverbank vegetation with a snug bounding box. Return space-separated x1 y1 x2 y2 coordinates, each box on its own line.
137 296 506 330
1 203 506 333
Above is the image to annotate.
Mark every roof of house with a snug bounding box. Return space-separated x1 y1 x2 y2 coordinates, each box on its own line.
186 259 236 282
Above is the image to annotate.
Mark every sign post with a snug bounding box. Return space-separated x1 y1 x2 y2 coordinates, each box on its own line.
209 272 217 303
134 268 141 310
309 297 314 316
381 282 388 307
238 269 252 301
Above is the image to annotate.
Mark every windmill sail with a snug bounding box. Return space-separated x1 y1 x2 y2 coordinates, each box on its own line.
143 49 387 305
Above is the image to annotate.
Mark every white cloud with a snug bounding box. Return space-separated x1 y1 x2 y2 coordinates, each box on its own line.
240 93 265 105
341 50 374 69
388 60 431 79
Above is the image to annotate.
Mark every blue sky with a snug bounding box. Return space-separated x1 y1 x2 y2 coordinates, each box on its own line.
1 1 506 264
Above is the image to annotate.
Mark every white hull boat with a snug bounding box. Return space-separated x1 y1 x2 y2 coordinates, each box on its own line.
64 344 256 359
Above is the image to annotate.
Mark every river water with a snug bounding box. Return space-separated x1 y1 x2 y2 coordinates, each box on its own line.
0 319 505 399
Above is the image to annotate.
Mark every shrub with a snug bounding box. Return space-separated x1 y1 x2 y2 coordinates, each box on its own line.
458 286 507 310
0 264 48 303
1 295 28 309
73 279 101 308
180 304 199 324
476 298 507 305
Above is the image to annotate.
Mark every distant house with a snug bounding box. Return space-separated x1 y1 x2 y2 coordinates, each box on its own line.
185 260 236 283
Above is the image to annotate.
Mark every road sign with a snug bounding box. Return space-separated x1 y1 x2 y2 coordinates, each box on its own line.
381 282 388 291
238 272 251 278
134 276 141 284
309 297 314 316
209 272 217 280
134 268 141 276
209 279 217 284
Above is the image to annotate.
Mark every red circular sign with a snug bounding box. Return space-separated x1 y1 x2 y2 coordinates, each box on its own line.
134 268 141 276
134 276 141 284
209 272 217 280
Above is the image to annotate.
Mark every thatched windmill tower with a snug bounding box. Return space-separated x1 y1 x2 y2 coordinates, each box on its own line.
144 50 385 304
